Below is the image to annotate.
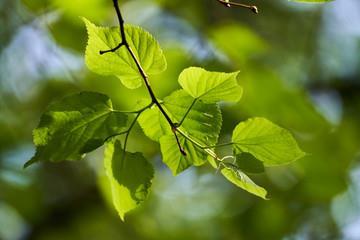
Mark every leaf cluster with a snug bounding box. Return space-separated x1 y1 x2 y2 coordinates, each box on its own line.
25 17 305 220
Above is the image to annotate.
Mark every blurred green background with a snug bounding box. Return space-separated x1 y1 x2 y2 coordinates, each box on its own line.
1 0 360 239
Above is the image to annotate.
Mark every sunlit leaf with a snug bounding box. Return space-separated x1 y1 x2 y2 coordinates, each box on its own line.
138 90 222 145
83 18 166 89
159 134 208 175
221 163 267 199
25 92 128 168
104 139 154 220
178 67 242 103
232 117 305 166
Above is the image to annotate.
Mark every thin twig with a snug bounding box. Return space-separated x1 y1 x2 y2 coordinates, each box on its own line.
217 0 259 14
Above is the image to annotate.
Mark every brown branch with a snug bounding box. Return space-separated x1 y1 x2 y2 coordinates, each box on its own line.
100 0 185 155
217 0 259 14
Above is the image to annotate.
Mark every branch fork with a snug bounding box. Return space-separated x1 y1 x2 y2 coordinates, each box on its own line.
100 0 244 159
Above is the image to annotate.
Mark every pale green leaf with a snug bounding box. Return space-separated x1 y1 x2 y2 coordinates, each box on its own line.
83 18 166 89
138 90 222 144
104 140 154 220
139 90 222 174
178 67 242 103
137 106 171 142
232 117 305 166
25 92 128 168
159 134 208 175
221 164 267 199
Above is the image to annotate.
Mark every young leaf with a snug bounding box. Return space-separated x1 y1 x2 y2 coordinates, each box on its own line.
138 90 222 144
159 134 208 175
178 67 243 103
104 139 154 220
221 164 267 199
83 18 167 89
25 92 128 168
137 106 172 142
232 117 305 166
207 156 267 199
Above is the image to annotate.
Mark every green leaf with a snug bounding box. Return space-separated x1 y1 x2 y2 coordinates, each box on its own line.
178 67 243 103
236 152 265 174
138 90 222 145
159 134 209 175
83 18 167 89
164 90 222 144
138 90 222 174
104 139 154 220
221 164 267 199
25 92 128 168
232 117 305 166
137 106 172 142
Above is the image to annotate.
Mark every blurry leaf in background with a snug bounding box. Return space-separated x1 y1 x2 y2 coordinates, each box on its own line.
209 23 267 66
53 0 110 22
0 202 28 240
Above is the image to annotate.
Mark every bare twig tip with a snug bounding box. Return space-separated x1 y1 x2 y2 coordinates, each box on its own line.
251 6 259 14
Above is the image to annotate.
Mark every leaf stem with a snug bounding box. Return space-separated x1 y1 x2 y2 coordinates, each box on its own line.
123 112 141 154
176 98 197 127
200 142 234 149
113 102 154 114
104 130 128 143
176 128 220 161
104 102 153 143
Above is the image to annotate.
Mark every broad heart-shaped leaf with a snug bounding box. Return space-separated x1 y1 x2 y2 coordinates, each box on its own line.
232 117 305 166
83 18 166 89
159 134 209 175
104 139 154 220
221 164 267 199
138 90 222 144
178 67 243 103
138 90 222 174
24 92 128 168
